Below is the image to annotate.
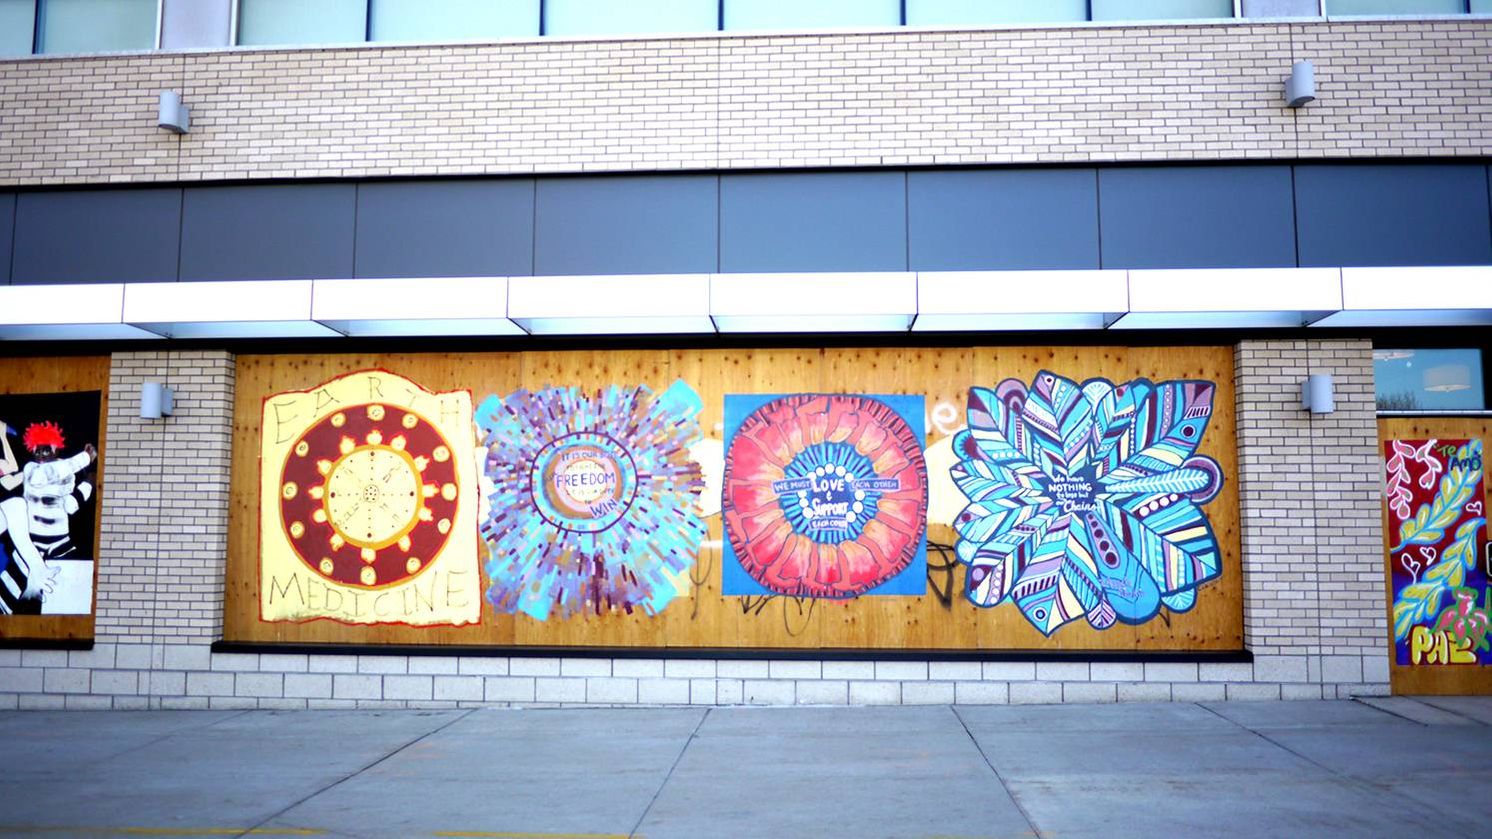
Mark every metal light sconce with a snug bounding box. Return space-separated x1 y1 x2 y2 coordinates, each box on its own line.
140 382 175 420
1285 61 1315 109
158 90 191 134
1301 373 1334 414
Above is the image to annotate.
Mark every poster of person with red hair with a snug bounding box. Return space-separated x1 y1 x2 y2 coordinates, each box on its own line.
0 392 101 616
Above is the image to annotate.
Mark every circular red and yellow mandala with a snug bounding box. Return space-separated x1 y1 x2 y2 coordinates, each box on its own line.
278 403 460 589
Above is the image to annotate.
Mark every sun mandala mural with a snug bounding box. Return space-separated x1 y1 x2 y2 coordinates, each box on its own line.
259 370 480 626
721 394 929 599
277 402 459 590
476 380 706 621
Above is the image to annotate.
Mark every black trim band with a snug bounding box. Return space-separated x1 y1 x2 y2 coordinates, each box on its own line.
0 637 93 651
211 640 1252 664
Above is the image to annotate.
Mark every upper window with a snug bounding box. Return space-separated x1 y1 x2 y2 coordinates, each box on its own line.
13 0 1492 57
371 0 538 42
0 0 35 56
1375 349 1487 412
907 1 1086 26
1326 0 1468 14
726 0 902 30
1091 0 1236 20
238 0 366 46
545 0 716 36
36 0 156 54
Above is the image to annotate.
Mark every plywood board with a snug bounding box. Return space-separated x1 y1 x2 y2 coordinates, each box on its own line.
1378 416 1492 696
226 346 1243 652
0 355 109 643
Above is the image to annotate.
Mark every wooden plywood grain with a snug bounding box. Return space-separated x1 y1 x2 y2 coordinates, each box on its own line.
1378 416 1492 696
0 355 110 643
225 346 1244 652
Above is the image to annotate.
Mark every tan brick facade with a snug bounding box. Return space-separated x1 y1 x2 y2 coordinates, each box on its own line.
1 19 1488 186
96 351 234 645
0 15 1435 706
1236 339 1389 697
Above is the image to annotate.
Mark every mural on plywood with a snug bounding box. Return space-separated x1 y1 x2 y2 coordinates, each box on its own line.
950 373 1225 635
476 381 706 621
1384 438 1490 665
721 394 929 599
0 392 101 616
259 370 481 626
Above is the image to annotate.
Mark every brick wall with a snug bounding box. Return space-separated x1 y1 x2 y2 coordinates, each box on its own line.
0 343 1392 709
96 351 234 645
0 19 1488 186
1235 339 1389 697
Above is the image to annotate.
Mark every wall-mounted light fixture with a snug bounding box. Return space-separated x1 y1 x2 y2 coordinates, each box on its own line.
1285 61 1315 109
1301 373 1334 414
140 382 174 420
158 90 191 134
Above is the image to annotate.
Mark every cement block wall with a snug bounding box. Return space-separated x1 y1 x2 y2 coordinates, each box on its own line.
0 344 1391 709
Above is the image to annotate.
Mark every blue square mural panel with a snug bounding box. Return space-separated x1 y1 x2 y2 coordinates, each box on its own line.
721 393 928 599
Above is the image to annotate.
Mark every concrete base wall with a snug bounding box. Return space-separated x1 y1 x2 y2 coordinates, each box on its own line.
0 645 1386 710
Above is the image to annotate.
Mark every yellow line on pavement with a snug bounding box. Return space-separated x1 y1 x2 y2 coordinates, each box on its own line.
433 833 633 839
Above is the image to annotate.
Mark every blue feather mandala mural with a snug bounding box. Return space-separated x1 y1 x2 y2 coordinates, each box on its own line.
476 381 706 621
950 371 1224 635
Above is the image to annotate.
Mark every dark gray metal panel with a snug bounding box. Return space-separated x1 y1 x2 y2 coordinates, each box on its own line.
534 175 717 275
355 179 535 278
1296 164 1492 267
908 169 1099 271
0 193 12 285
180 184 356 281
721 172 906 273
1098 166 1296 269
12 188 181 285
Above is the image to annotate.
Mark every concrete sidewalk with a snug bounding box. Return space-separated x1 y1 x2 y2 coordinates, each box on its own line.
0 698 1488 839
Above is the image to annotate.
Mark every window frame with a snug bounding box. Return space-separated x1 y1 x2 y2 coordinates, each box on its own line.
18 0 163 55
1374 346 1492 416
232 0 371 47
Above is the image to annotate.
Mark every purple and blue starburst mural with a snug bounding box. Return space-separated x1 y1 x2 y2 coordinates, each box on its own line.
476 381 706 621
950 371 1224 635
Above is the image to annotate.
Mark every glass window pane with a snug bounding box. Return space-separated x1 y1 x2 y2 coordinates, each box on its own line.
726 0 902 30
907 0 1087 25
1092 0 1235 20
546 0 717 36
372 0 539 41
1474 0 1492 12
237 0 367 46
1325 0 1465 13
161 0 233 49
1375 349 1486 412
0 0 35 56
38 0 156 53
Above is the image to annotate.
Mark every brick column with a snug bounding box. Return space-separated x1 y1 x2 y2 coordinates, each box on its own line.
1235 339 1389 697
94 351 235 704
